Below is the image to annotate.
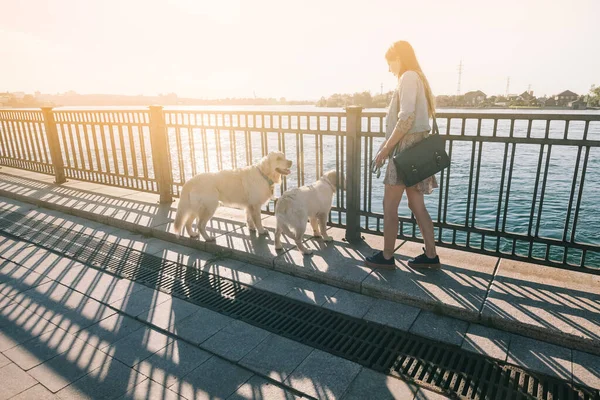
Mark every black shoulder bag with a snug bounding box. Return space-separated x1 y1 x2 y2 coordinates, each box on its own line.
391 97 450 187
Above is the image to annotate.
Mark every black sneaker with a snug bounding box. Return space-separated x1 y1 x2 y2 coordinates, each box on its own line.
365 251 396 270
408 248 441 269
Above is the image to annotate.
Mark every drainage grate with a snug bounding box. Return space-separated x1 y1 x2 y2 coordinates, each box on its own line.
0 210 598 400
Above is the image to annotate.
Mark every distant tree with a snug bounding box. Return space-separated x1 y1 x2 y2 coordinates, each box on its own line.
588 85 600 107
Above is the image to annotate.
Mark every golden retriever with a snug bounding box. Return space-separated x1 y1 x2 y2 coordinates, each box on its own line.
174 151 293 241
274 170 339 255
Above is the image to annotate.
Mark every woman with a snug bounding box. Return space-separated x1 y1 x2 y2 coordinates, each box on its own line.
365 40 441 270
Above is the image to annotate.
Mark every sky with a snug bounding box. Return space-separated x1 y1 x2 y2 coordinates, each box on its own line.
1 0 599 100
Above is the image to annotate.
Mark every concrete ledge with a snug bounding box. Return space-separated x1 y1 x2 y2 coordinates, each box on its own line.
1 169 599 357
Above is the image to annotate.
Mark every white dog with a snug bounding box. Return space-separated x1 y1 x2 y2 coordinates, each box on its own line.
274 170 340 255
174 151 292 241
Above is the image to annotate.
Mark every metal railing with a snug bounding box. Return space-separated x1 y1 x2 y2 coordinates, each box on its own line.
0 106 598 271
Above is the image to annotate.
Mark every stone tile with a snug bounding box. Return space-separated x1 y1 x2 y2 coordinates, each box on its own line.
3 327 85 370
506 335 572 380
28 338 114 392
101 327 175 368
285 278 340 306
274 228 375 292
170 306 233 345
0 363 38 400
285 349 362 400
109 286 172 317
363 298 421 331
197 257 272 287
202 320 270 362
56 358 147 400
0 304 59 352
239 333 313 383
4 248 87 288
112 202 174 232
362 241 498 320
342 368 418 400
119 377 182 400
137 296 202 332
15 281 117 334
133 339 212 389
0 352 10 368
0 237 36 263
481 259 600 346
151 242 207 266
252 272 307 296
0 263 52 300
74 313 146 351
227 375 301 400
74 276 148 307
9 384 60 400
323 288 377 319
413 388 453 399
409 311 469 347
572 350 600 389
461 324 511 361
173 356 253 400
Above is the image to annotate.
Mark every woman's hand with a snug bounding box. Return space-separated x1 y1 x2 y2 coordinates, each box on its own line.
374 143 391 168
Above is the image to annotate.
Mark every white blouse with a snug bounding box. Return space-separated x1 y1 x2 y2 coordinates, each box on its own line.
385 70 432 140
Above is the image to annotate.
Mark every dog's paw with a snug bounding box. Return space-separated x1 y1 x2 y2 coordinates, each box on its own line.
302 249 314 256
189 232 200 238
322 235 334 242
247 226 257 232
312 233 322 238
258 229 268 235
204 236 216 242
275 244 284 251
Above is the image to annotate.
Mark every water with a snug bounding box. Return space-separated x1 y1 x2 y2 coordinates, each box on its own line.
55 105 600 267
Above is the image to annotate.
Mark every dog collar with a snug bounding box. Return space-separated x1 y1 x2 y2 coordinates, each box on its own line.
256 166 274 187
321 176 336 191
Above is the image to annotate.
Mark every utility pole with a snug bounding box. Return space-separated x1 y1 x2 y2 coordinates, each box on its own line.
380 83 383 95
506 77 510 97
457 60 463 96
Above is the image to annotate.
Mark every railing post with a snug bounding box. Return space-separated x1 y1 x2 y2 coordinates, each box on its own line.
148 105 173 203
41 107 66 184
344 106 363 243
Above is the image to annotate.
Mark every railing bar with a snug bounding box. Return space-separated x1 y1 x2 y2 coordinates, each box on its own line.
570 146 590 247
528 143 545 246
77 118 94 171
108 122 120 175
562 146 583 247
501 142 516 232
442 140 453 224
90 122 102 174
495 142 509 232
138 124 149 179
117 123 129 176
127 124 138 177
534 144 553 238
67 121 80 170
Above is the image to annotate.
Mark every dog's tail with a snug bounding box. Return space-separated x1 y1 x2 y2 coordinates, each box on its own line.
274 196 302 237
173 189 190 236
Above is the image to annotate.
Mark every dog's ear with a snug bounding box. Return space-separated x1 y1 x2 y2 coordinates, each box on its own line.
325 170 338 186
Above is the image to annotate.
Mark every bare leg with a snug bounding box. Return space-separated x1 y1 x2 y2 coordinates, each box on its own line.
383 184 405 259
309 217 320 237
406 187 437 257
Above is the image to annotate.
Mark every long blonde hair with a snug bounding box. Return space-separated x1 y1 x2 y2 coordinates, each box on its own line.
385 41 435 117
